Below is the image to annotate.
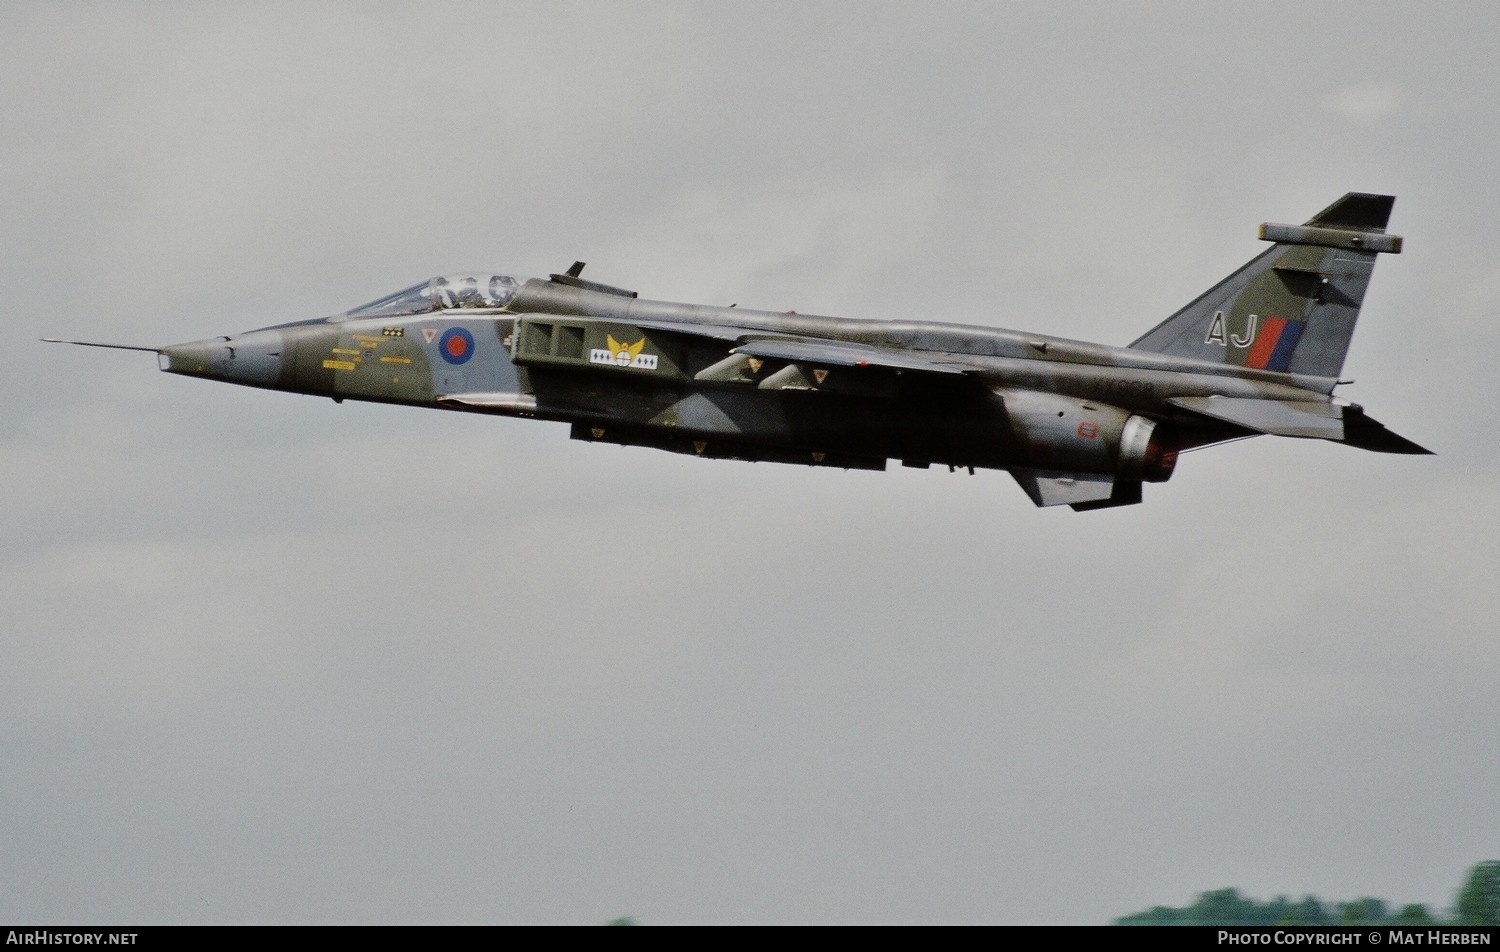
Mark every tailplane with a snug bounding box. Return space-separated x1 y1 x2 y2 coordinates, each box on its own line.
1129 193 1402 390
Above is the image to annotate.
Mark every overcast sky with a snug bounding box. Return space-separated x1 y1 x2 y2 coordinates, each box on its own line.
3 2 1497 925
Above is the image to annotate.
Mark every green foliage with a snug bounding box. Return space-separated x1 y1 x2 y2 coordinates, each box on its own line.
1455 860 1500 926
1393 903 1436 925
1117 889 1323 926
1337 897 1390 925
1277 895 1331 926
1115 861 1496 927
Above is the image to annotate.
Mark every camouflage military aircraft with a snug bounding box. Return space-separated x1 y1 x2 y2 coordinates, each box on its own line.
48 192 1428 510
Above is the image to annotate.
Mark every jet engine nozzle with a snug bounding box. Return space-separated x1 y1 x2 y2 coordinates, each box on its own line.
1119 415 1178 483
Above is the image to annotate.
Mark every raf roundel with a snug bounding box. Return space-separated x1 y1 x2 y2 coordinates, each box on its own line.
439 327 475 365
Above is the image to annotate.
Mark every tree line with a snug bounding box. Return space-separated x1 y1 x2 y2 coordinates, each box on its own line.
1116 860 1499 926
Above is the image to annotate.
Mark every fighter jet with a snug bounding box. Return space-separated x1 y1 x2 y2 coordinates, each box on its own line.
48 192 1429 510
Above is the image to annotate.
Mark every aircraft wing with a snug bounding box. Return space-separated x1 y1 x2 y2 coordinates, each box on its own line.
622 317 979 376
729 336 972 375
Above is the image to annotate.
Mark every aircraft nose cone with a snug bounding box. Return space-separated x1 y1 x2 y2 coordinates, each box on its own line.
161 330 282 385
161 338 229 376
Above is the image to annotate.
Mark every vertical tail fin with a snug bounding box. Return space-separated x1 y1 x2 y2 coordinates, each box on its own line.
1129 193 1401 390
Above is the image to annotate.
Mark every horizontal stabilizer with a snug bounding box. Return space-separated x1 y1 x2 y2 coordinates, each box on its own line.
1168 396 1344 439
1168 396 1432 454
1341 409 1433 455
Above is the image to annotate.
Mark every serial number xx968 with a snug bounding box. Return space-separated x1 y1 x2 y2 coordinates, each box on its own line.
1096 378 1157 398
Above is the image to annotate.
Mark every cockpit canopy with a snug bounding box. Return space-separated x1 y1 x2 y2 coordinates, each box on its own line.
346 273 526 319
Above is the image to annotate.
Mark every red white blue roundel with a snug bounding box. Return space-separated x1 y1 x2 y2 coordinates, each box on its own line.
439 327 475 365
